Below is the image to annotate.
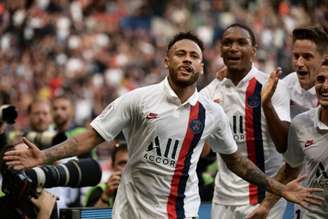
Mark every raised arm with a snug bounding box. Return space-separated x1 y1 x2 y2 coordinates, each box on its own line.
261 67 290 153
220 151 323 208
4 127 104 170
261 68 289 153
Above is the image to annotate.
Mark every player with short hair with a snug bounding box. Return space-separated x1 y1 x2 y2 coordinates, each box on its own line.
4 32 323 219
201 23 291 219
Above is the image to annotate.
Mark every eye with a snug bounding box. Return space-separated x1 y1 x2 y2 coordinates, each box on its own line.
190 53 200 59
237 39 250 46
316 75 325 83
175 52 184 56
221 39 232 47
303 54 313 60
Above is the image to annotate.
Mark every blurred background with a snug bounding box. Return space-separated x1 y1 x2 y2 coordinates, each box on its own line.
1 0 327 131
0 0 327 217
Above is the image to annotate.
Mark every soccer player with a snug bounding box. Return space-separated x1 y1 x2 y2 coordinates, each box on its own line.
201 23 291 219
4 32 323 219
283 26 328 119
247 61 328 219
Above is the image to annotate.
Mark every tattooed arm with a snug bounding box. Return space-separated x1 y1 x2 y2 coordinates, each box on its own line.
245 163 301 219
4 127 104 170
221 151 284 195
220 151 323 208
43 128 104 163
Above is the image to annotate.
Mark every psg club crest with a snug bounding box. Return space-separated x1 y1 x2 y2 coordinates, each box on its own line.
190 119 204 134
247 95 261 108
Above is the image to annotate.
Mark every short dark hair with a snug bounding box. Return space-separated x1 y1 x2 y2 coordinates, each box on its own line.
167 32 205 55
222 23 257 46
111 141 127 165
293 26 328 55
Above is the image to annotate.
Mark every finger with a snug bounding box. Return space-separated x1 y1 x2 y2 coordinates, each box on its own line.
3 152 26 161
304 196 324 206
294 175 307 183
22 137 39 150
4 150 17 157
5 160 22 166
306 187 324 193
305 194 325 202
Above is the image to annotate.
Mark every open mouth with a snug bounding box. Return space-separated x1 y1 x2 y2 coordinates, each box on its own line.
225 56 242 65
179 65 193 74
320 92 328 98
296 70 308 76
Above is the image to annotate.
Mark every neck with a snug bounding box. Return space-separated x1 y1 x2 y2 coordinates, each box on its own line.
227 66 252 85
168 78 196 103
320 106 328 127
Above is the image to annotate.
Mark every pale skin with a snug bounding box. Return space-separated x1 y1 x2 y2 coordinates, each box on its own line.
246 65 328 219
3 37 324 211
31 190 57 219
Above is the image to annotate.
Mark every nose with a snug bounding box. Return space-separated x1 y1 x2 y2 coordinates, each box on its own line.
295 56 305 67
183 55 192 64
230 42 240 51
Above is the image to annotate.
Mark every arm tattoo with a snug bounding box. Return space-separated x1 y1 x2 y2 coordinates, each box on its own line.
44 136 79 164
235 155 269 189
223 153 285 196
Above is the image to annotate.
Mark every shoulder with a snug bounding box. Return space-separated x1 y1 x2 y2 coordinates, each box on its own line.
199 94 226 117
291 108 315 127
282 72 297 88
200 78 221 98
252 68 269 84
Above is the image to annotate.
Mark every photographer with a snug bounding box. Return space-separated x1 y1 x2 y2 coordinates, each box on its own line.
85 141 128 208
0 105 57 219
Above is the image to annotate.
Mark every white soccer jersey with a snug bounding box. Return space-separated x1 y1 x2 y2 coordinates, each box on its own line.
91 78 238 219
283 72 317 118
201 66 290 206
284 107 328 218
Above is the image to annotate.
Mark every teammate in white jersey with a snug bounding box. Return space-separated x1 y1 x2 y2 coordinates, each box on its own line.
247 61 328 219
201 23 292 219
283 26 328 119
4 32 323 219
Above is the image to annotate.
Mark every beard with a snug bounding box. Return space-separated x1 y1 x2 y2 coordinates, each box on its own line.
168 69 200 88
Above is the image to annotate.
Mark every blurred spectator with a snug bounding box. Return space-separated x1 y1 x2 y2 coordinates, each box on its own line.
85 140 128 208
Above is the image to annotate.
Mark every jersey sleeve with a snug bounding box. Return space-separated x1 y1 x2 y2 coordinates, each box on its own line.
283 121 305 168
91 92 140 142
271 79 291 122
206 106 238 154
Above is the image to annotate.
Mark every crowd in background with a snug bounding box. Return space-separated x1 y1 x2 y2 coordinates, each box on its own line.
0 0 328 192
0 0 328 216
0 0 327 131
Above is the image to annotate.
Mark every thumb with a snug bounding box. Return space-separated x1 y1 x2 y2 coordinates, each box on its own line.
22 137 39 150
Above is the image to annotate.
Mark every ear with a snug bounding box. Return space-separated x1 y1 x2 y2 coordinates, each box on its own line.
164 56 169 69
250 46 256 59
200 62 204 75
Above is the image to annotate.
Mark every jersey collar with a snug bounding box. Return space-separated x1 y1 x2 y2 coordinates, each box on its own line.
222 65 257 87
163 77 199 106
314 107 328 130
294 77 316 96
